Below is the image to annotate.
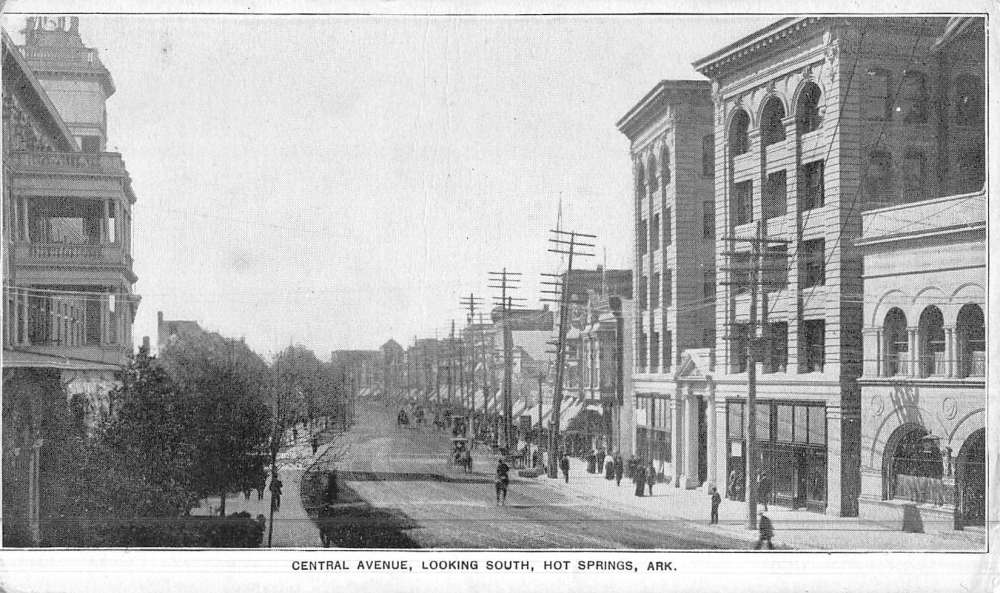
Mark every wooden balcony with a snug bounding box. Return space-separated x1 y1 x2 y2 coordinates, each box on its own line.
12 242 136 283
8 151 127 177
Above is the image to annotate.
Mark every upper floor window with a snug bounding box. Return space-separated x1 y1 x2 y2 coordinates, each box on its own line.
865 149 893 207
730 252 751 296
703 270 716 300
702 134 714 177
651 273 660 309
733 180 753 225
954 75 984 127
662 329 672 371
639 218 648 255
883 308 908 377
763 170 787 219
763 245 788 293
635 160 646 198
902 149 926 200
663 269 672 307
799 160 825 210
801 319 825 373
638 275 648 310
660 145 671 186
703 200 715 238
80 136 101 153
918 306 945 377
650 212 660 252
800 238 825 288
760 97 786 147
957 304 985 378
764 322 788 373
729 110 750 156
796 82 823 134
663 207 672 246
647 153 659 192
730 323 749 373
863 68 891 120
897 70 928 123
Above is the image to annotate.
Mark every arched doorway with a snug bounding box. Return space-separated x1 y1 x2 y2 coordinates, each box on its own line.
955 428 985 528
882 423 943 502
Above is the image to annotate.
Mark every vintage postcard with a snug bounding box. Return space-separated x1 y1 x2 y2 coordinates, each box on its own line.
0 1 994 592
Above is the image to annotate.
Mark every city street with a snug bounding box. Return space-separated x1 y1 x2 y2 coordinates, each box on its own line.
295 401 747 549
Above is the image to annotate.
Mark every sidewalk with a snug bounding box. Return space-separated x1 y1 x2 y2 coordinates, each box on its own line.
529 462 985 551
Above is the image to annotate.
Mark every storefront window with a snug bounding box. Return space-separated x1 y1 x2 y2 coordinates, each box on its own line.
777 405 793 442
794 406 808 443
728 402 743 439
808 406 825 445
755 403 771 440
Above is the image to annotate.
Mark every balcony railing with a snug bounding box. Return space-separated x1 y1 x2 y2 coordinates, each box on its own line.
14 242 130 268
8 151 127 177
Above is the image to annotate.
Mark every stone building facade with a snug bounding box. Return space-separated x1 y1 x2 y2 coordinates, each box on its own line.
693 16 985 516
617 80 716 487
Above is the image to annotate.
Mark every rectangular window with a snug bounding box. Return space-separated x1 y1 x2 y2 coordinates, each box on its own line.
808 406 826 445
702 328 716 349
651 273 660 309
81 136 101 153
651 212 660 251
731 323 749 373
728 402 744 439
763 170 787 219
902 150 926 200
799 161 825 210
764 322 788 373
776 404 793 442
639 219 648 255
794 406 809 443
663 207 672 245
733 181 753 225
638 330 648 371
703 271 716 300
764 245 788 292
663 329 672 371
865 151 893 207
802 319 825 373
801 239 825 288
703 200 715 238
639 276 648 311
730 252 751 295
755 403 771 441
663 269 672 307
702 134 714 177
650 331 660 373
863 69 891 121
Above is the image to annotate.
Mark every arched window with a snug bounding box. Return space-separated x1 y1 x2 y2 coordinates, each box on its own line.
863 68 891 120
729 110 750 156
647 153 659 192
954 75 984 126
796 82 822 134
956 303 984 377
883 308 908 376
885 424 944 503
897 70 928 123
635 160 645 198
660 144 671 186
760 97 786 146
918 305 945 377
865 149 893 208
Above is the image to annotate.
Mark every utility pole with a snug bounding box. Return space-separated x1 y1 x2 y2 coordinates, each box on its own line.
460 293 484 440
721 220 788 530
489 268 524 453
267 353 284 548
541 229 596 478
479 312 490 434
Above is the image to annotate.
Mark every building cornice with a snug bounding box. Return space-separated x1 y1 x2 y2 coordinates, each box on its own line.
693 17 819 79
616 79 711 142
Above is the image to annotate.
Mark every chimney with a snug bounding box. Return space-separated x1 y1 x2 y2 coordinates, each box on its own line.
157 310 164 326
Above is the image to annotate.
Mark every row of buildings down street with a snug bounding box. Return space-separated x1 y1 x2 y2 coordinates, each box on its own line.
371 16 985 536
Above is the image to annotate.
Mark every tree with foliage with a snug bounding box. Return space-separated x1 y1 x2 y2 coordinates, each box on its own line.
160 332 273 516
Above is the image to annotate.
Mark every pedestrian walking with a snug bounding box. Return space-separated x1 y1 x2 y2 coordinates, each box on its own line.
710 487 722 525
604 455 615 480
754 511 775 550
559 453 570 483
495 456 510 506
646 462 656 496
596 448 606 473
256 470 267 501
270 476 283 512
311 435 319 455
633 463 646 497
757 470 772 512
614 454 624 487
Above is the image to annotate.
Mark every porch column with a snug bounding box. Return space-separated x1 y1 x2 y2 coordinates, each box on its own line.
681 385 700 489
100 199 110 243
908 328 919 377
705 380 718 491
874 328 884 377
670 394 681 487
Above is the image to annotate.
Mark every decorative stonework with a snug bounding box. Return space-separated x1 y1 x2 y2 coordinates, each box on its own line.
941 397 958 420
824 43 840 84
870 393 884 416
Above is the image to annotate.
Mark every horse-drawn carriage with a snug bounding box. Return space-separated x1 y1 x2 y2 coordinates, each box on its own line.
449 437 473 472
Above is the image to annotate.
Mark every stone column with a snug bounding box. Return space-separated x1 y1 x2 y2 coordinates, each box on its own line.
682 385 700 489
100 199 109 243
944 327 955 378
670 394 681 487
875 328 884 377
705 381 718 492
908 328 919 377
826 405 843 516
716 398 729 496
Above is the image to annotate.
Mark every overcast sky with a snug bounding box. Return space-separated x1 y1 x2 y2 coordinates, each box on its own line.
2 11 776 357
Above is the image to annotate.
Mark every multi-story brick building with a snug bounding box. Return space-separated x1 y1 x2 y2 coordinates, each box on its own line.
693 16 985 517
617 80 716 487
2 16 140 545
855 17 985 532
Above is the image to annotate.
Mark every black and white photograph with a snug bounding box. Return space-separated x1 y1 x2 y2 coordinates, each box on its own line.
0 1 993 591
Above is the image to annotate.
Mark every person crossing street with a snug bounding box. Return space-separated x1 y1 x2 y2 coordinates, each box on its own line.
495 456 510 506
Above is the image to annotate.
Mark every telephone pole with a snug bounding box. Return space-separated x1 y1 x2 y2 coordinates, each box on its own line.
489 268 524 453
541 229 595 478
460 293 484 439
721 219 788 529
